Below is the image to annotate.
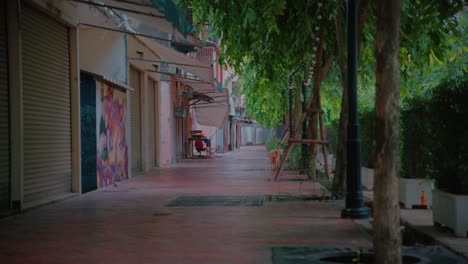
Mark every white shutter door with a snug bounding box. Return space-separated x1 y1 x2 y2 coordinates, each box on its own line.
0 2 10 210
147 79 155 168
130 67 142 174
22 4 72 205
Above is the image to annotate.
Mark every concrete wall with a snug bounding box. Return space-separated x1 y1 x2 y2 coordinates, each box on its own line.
79 28 127 84
30 0 78 26
127 35 162 170
241 125 274 145
159 81 176 166
127 35 160 79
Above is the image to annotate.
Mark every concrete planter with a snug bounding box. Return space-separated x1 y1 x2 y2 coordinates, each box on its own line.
399 178 434 209
361 167 374 191
433 189 468 237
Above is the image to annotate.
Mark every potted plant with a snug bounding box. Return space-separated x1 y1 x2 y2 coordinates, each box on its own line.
399 101 435 209
430 77 468 237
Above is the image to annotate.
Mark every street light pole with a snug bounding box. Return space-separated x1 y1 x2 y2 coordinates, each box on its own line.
341 0 370 219
289 77 293 139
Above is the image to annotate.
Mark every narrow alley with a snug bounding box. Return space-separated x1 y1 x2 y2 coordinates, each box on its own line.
0 146 372 263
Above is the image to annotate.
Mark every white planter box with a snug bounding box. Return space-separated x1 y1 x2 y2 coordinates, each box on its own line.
433 189 468 237
399 178 434 209
361 167 374 191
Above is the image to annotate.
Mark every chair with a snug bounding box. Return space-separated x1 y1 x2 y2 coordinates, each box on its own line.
206 147 218 158
194 139 206 157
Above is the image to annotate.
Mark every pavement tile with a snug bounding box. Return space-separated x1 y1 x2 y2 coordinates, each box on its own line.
0 146 372 264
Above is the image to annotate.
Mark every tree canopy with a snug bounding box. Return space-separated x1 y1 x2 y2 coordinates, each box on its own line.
182 0 338 127
181 0 465 127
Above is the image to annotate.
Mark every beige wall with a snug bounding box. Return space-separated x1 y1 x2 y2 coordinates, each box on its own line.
79 28 127 84
126 35 168 169
159 80 176 166
29 0 78 26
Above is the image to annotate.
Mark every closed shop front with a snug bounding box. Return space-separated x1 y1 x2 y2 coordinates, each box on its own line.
0 1 10 211
130 67 142 175
22 4 72 205
147 78 157 167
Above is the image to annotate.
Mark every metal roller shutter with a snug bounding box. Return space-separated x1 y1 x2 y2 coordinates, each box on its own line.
0 2 10 210
22 4 72 205
147 79 156 168
130 67 142 175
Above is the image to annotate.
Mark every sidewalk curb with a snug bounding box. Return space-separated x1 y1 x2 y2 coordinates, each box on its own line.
401 218 468 261
365 198 468 261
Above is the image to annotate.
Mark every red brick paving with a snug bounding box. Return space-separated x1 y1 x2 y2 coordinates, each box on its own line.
0 146 371 263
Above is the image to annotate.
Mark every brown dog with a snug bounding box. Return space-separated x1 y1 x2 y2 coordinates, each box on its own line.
269 148 281 171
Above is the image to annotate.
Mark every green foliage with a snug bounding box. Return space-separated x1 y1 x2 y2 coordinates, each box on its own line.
429 77 468 194
240 59 288 127
401 77 468 193
181 1 466 179
320 64 343 125
359 109 375 168
422 9 468 89
181 0 338 127
286 145 303 171
399 1 465 100
400 98 436 179
265 138 280 152
326 119 339 155
355 1 465 110
183 1 463 129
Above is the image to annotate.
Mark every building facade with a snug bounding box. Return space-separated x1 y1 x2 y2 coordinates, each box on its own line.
0 0 223 214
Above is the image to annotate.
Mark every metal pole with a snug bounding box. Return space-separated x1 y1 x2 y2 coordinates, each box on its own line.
341 0 369 219
289 77 293 139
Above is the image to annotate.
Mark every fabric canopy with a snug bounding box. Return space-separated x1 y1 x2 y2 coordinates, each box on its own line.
192 89 229 128
137 36 229 128
136 36 213 84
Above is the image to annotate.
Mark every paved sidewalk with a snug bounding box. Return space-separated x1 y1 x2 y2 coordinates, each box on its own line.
0 146 371 264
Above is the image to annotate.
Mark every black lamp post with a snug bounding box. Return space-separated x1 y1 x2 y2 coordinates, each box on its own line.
288 77 293 139
341 0 370 219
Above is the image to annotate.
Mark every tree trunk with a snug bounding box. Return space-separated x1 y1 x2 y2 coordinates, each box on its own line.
318 90 330 179
275 26 334 181
374 0 402 263
332 0 348 196
281 82 301 145
307 90 319 180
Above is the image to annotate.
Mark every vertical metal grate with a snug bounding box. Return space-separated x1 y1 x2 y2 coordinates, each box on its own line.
130 67 142 175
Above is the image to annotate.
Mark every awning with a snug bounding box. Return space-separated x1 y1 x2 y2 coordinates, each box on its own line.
136 36 213 84
191 89 230 128
81 70 133 91
135 36 229 128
